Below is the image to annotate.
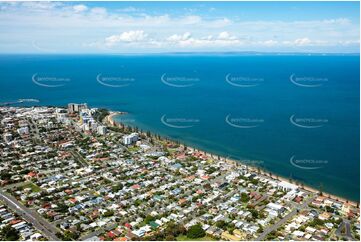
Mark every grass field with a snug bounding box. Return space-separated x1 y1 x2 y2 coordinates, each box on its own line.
22 182 41 193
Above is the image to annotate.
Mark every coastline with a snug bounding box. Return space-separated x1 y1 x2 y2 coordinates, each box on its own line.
106 111 128 126
106 111 359 206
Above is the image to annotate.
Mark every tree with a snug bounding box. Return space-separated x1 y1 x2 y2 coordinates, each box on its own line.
56 203 69 213
165 222 186 237
325 206 334 213
187 224 205 239
0 225 20 241
63 230 79 240
309 218 324 227
257 225 264 233
240 193 250 203
112 183 123 192
216 220 227 229
249 208 259 219
0 172 11 180
144 215 155 224
103 210 114 217
93 108 109 123
165 234 175 241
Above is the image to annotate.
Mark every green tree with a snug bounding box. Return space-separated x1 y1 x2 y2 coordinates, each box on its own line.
249 209 259 219
240 193 250 203
144 215 155 224
63 230 79 240
165 222 186 237
187 224 205 239
56 203 69 213
103 210 114 217
165 234 175 241
0 225 20 241
216 220 227 229
0 172 11 180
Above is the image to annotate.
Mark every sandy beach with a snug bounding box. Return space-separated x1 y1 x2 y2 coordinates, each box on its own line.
105 111 127 127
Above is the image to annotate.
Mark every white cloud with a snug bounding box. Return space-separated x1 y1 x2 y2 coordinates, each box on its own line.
294 37 312 46
167 32 192 42
259 40 278 46
73 5 88 13
105 30 148 46
282 38 328 46
338 40 360 45
218 31 237 40
20 1 62 10
117 7 142 13
211 18 232 28
101 30 355 49
166 32 242 47
0 2 358 53
322 18 350 25
182 15 202 24
90 7 107 16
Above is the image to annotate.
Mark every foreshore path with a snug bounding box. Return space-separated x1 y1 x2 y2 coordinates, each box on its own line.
0 190 60 241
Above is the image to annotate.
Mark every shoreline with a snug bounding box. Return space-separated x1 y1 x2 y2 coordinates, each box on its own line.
106 111 359 206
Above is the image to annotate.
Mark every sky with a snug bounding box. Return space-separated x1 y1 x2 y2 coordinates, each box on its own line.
0 1 359 53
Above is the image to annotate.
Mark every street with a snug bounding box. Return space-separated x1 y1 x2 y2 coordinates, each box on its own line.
255 194 315 240
0 191 60 241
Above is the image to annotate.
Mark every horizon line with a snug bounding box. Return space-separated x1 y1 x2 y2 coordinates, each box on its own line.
0 51 359 55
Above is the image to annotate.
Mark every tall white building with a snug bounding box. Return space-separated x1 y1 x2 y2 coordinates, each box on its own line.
97 125 107 135
123 133 139 145
68 103 88 114
278 181 298 192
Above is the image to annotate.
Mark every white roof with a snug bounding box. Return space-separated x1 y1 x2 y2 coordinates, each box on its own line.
278 181 298 190
267 202 283 211
293 230 305 237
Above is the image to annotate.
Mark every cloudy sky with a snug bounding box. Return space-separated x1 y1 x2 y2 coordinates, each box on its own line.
0 1 359 53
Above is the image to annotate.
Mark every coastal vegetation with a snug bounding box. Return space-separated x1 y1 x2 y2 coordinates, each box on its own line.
93 108 109 122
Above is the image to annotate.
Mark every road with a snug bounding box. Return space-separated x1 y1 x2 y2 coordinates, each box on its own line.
28 117 41 143
255 194 315 241
344 220 352 239
71 149 90 167
0 191 60 241
336 219 354 240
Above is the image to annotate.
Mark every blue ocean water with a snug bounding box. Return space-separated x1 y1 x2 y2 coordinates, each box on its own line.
0 54 359 201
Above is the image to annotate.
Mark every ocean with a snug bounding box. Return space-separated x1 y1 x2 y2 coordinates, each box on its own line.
0 54 359 201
